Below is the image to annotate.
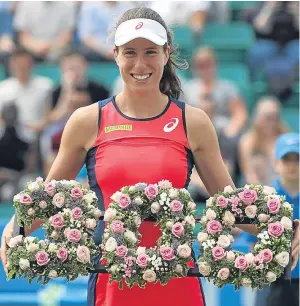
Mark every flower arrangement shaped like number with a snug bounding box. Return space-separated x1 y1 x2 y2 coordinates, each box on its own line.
197 185 293 290
102 180 197 289
7 178 102 284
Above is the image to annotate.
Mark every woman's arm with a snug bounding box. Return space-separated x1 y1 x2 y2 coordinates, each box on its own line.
186 105 258 235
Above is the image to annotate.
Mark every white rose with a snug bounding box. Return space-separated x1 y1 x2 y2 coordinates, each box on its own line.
224 185 234 193
244 184 251 189
124 230 137 243
188 201 196 210
175 264 184 274
8 235 23 248
51 231 59 240
109 264 118 274
245 205 257 218
241 278 252 287
143 269 156 282
206 209 216 220
86 218 97 229
177 244 192 258
258 214 270 223
283 202 292 210
136 247 146 255
197 232 208 243
110 191 122 203
133 216 142 227
27 208 35 216
198 262 211 276
28 182 40 192
266 271 277 283
280 217 292 230
226 251 235 262
93 208 102 219
184 215 195 228
217 235 231 248
104 208 117 222
228 235 234 243
105 237 117 252
129 186 136 192
166 221 174 228
263 186 276 195
13 194 21 202
151 202 160 213
245 253 255 265
201 216 208 224
26 243 39 253
223 211 235 226
169 189 178 199
160 192 167 200
19 259 30 270
134 197 143 205
24 237 35 244
48 243 57 253
275 252 290 267
49 270 58 278
206 197 213 207
83 193 95 204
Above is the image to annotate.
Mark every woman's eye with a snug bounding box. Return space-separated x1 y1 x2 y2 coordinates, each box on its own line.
124 51 135 56
146 50 157 55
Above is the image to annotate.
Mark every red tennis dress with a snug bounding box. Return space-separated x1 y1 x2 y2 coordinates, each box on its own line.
86 96 205 306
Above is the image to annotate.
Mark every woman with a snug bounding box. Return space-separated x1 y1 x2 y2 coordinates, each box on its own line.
239 96 289 186
1 7 299 306
183 47 248 137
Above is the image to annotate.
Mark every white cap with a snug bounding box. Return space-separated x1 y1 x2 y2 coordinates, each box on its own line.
114 18 168 47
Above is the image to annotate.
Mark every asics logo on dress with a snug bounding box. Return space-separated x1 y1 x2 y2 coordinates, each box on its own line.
163 118 179 132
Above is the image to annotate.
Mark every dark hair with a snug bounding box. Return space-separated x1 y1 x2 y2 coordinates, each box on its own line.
113 7 188 99
60 50 87 64
10 47 33 60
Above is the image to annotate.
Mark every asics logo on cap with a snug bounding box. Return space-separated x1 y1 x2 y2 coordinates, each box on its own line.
135 22 143 30
163 118 179 133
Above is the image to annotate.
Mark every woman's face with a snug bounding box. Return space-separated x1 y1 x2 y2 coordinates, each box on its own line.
255 102 281 133
114 38 170 93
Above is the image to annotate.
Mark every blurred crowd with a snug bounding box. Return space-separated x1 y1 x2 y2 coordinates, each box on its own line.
0 0 298 203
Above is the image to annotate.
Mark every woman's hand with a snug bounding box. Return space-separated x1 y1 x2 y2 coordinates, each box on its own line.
291 219 300 270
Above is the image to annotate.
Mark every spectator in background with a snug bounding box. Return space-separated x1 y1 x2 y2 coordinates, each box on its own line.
14 1 77 62
246 133 299 306
0 48 53 143
247 1 299 100
239 96 289 186
189 96 240 203
78 1 134 61
183 47 248 138
40 51 109 175
0 2 15 77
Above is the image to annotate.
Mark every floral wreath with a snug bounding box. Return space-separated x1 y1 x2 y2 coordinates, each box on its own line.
197 185 293 290
6 178 101 284
102 180 197 289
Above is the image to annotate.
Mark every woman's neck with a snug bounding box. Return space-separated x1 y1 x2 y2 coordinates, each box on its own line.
116 89 169 119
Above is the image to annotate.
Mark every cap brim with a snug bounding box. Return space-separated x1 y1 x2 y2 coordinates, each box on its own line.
277 147 299 159
115 30 166 47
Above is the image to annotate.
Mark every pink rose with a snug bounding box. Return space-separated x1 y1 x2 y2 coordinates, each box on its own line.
57 248 68 262
245 253 255 265
77 245 90 264
206 220 222 234
67 229 81 242
212 246 226 261
267 198 281 214
136 254 150 268
171 222 185 238
259 249 273 263
45 182 56 197
216 196 228 208
72 207 83 220
51 214 65 229
71 187 83 199
19 194 32 205
52 193 65 208
263 186 276 195
118 194 131 209
238 189 258 205
268 222 284 238
217 268 230 280
35 251 50 266
234 256 249 271
144 184 158 199
115 246 128 258
170 200 184 212
160 246 175 261
111 220 125 233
